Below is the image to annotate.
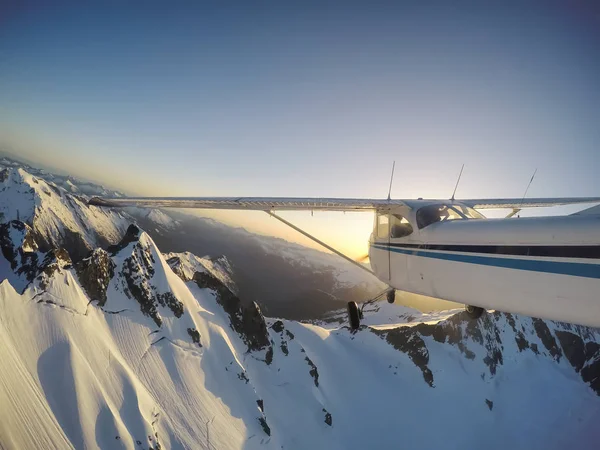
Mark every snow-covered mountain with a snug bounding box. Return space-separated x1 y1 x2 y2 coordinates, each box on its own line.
0 155 125 198
1 210 600 449
0 164 130 261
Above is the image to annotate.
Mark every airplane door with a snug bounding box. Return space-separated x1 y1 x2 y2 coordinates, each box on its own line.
372 212 390 279
388 213 410 288
372 212 410 288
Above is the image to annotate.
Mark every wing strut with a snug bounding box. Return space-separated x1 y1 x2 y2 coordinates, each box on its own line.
505 208 521 218
265 211 375 275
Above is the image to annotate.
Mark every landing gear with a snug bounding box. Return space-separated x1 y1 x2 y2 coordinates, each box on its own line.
348 288 395 330
465 305 484 319
386 289 396 304
347 301 361 330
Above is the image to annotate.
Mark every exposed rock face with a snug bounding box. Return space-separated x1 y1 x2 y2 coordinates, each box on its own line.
555 330 600 394
372 326 434 386
258 417 270 436
0 220 38 260
194 270 270 352
75 248 115 306
60 227 92 263
0 220 40 287
304 356 319 387
0 168 9 183
35 248 73 290
166 255 190 281
112 225 184 326
271 320 284 333
108 224 142 255
165 252 238 296
187 328 202 347
532 318 562 361
372 311 506 386
323 409 332 426
371 309 600 395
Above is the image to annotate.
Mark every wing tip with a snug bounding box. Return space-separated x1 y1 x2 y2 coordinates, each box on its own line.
88 197 114 207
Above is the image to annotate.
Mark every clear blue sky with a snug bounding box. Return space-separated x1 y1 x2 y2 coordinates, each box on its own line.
1 1 599 256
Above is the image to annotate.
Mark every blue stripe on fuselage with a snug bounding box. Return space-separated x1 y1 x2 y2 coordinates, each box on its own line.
371 244 600 279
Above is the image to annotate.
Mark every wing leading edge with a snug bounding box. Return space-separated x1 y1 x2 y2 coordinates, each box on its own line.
88 196 600 211
88 196 403 211
461 197 600 210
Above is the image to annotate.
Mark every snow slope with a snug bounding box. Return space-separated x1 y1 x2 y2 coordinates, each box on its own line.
1 219 600 449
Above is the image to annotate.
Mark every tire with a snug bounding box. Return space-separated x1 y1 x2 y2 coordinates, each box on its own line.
465 305 484 319
386 289 396 304
347 301 361 330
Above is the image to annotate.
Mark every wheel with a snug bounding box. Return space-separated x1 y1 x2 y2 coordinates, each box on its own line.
465 305 484 319
386 289 396 304
347 301 361 330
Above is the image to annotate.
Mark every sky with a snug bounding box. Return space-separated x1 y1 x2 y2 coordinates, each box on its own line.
1 1 599 257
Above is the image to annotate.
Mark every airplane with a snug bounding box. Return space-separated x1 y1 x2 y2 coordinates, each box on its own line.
89 195 600 329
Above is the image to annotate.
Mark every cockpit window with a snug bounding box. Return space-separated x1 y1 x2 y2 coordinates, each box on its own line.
416 204 482 229
451 204 486 220
390 214 413 238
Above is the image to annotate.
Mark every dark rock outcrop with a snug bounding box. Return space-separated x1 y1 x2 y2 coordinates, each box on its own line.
0 220 40 287
187 328 202 347
108 224 142 255
258 417 271 436
271 320 284 333
533 318 562 361
372 312 502 385
305 356 319 387
75 248 115 306
194 270 270 352
36 248 73 290
166 255 190 282
323 408 332 426
265 347 273 365
372 326 434 386
556 331 586 372
370 308 600 396
555 330 600 395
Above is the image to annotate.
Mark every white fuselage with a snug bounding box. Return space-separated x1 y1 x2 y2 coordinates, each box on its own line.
369 204 600 328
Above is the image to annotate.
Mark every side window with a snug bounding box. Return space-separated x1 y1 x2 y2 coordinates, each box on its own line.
417 206 437 229
417 204 465 229
417 205 468 228
390 214 413 238
376 213 389 238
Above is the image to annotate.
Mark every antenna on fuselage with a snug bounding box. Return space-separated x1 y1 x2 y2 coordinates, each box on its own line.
450 164 465 202
387 161 396 201
518 168 538 214
386 160 395 281
521 168 537 203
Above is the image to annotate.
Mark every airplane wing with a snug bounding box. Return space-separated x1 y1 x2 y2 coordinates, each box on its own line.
88 196 404 211
89 196 600 211
460 197 600 210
